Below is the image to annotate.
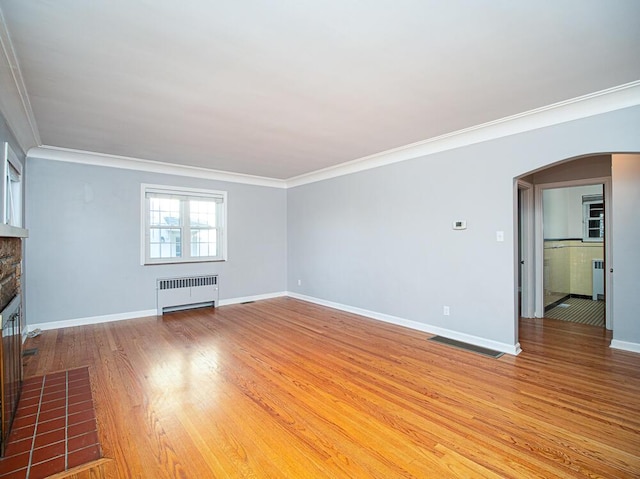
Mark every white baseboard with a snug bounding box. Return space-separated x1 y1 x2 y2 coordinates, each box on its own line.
25 291 288 333
218 291 287 306
286 292 522 356
610 339 640 354
25 291 523 356
28 309 158 333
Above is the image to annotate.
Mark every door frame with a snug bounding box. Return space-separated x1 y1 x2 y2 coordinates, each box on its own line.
533 177 612 329
517 180 535 318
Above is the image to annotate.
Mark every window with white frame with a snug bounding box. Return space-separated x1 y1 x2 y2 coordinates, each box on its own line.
141 184 227 264
582 194 604 242
3 142 22 227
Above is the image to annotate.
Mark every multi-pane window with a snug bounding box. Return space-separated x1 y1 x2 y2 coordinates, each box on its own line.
2 143 22 228
582 194 604 242
142 184 226 264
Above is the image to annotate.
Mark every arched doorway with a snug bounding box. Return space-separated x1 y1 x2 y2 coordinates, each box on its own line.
516 154 613 342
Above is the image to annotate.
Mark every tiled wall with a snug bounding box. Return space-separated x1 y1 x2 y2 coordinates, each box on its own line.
544 240 604 306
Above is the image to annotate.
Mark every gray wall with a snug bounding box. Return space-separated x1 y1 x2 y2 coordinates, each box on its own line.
25 159 287 324
20 105 640 350
287 106 640 349
612 154 640 345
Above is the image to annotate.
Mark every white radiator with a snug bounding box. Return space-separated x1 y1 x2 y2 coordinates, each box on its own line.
592 259 604 301
156 275 219 315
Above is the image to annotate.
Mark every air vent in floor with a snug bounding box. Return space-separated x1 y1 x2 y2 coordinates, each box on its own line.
428 336 504 358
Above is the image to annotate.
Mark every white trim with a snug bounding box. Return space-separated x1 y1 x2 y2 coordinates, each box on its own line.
0 7 40 150
218 291 287 306
287 292 522 356
610 340 640 354
140 183 228 265
582 196 605 242
27 309 158 332
0 223 27 237
22 291 524 356
24 292 288 332
516 180 534 319
3 141 22 226
27 146 288 189
22 82 640 189
287 81 640 188
1 142 7 226
603 180 613 331
4 141 21 176
140 184 146 265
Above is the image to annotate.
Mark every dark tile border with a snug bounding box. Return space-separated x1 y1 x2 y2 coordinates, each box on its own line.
0 367 102 478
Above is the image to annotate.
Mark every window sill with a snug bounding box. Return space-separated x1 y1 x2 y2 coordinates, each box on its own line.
143 258 226 266
0 224 28 238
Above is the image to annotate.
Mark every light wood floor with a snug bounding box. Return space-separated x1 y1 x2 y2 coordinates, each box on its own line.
22 298 640 478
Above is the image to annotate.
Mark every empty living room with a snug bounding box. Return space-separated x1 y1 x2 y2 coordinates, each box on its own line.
0 2 639 478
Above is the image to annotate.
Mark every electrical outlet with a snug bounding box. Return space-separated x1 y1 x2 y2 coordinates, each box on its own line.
443 306 450 316
297 279 302 286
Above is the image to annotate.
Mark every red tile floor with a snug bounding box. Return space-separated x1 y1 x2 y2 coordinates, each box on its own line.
0 367 102 479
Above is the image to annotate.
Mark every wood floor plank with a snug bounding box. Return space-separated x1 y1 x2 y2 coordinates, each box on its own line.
20 298 640 478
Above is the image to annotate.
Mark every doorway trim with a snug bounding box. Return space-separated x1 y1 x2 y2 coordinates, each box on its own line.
533 177 612 328
517 180 534 319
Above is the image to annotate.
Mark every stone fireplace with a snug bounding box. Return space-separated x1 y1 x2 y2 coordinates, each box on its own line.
0 237 21 312
0 234 24 456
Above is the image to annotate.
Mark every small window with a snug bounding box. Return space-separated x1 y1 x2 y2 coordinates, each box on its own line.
141 184 227 264
3 143 22 227
582 194 603 242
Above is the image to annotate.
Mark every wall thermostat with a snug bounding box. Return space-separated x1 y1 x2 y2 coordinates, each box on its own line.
453 220 467 230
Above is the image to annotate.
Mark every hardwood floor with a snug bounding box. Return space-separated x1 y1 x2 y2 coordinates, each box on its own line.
20 298 640 478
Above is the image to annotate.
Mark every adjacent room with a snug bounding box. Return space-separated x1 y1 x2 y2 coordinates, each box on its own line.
0 2 639 478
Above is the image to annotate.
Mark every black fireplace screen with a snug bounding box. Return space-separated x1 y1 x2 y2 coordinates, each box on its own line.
1 295 22 456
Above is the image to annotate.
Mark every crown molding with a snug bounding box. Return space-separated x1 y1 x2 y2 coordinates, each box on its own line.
28 146 288 189
0 5 40 152
26 81 640 190
286 80 640 188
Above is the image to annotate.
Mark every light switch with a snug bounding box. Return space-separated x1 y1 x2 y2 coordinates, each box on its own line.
496 231 504 242
453 220 467 230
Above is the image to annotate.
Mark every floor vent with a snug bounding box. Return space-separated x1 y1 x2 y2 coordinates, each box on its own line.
157 275 219 315
428 336 504 358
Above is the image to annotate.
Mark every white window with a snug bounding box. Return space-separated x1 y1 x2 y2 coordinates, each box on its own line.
2 142 22 227
582 194 604 242
141 184 227 264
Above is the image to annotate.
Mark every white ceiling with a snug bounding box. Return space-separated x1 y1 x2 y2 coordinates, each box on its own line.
1 1 639 179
